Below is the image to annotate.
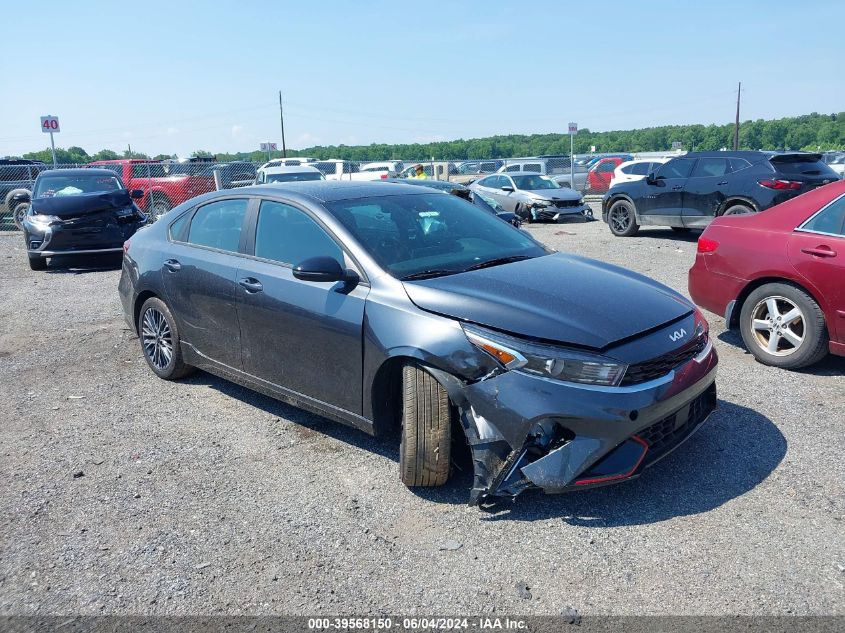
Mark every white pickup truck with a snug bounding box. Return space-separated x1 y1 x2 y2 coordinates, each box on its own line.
312 159 402 181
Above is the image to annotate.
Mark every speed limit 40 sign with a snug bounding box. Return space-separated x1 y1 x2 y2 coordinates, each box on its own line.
40 116 60 133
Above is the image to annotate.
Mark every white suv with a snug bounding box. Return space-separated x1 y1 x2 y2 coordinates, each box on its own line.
609 158 670 188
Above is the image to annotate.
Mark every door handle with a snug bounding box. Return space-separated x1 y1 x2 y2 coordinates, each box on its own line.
801 246 837 258
238 277 263 293
717 181 728 185
672 185 683 191
163 259 181 272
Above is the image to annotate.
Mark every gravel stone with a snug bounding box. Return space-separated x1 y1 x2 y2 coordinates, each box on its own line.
0 219 843 616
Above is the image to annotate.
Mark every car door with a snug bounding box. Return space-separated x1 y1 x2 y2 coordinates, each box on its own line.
495 175 519 211
235 198 368 414
788 193 845 343
476 175 505 206
162 196 252 370
683 157 732 228
637 157 696 224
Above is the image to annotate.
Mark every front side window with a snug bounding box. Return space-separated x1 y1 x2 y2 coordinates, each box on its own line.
131 163 168 178
657 158 695 179
187 198 249 252
799 195 845 236
254 200 343 266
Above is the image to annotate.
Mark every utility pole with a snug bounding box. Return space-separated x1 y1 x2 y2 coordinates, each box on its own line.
733 82 741 151
279 91 287 158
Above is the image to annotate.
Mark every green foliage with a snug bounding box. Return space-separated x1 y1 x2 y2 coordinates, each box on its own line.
15 112 845 164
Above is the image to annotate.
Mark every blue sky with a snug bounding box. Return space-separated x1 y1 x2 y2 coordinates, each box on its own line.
2 0 844 157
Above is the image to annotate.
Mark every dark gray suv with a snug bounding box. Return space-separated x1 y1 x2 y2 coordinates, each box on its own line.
119 181 718 505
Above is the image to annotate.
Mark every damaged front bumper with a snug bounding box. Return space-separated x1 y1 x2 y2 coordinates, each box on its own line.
432 344 718 506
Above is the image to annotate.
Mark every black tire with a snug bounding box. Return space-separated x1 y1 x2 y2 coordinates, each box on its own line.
607 199 639 237
399 363 452 487
739 283 829 369
722 203 755 216
149 196 172 219
28 256 47 271
138 297 195 380
671 227 691 233
12 203 30 231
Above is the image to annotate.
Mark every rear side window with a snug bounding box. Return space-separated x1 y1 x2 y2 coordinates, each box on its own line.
254 200 343 266
799 195 845 236
504 165 520 172
657 158 695 179
628 163 650 175
692 158 730 178
524 163 542 172
187 198 249 252
729 158 751 172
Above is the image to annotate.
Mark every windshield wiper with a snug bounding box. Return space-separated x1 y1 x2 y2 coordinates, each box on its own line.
463 255 534 272
400 269 459 281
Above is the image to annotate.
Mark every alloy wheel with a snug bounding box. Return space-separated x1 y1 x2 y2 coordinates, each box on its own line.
749 296 805 357
609 204 631 232
141 307 174 370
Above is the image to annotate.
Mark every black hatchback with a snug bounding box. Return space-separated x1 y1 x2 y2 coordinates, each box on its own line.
602 151 840 237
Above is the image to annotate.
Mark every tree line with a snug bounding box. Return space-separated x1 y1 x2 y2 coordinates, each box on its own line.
16 112 845 165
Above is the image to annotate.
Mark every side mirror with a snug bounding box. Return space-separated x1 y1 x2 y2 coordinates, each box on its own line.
645 173 660 185
293 256 358 284
130 189 144 199
12 192 31 203
501 186 514 192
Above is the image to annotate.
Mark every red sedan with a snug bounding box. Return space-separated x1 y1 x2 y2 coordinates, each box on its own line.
689 179 845 369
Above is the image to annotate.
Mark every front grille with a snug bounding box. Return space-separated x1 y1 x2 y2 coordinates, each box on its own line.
621 334 708 386
639 383 716 464
553 199 580 208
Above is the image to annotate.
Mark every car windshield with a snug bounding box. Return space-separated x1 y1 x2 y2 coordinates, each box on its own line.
325 193 547 278
512 175 559 190
33 174 124 198
266 172 324 183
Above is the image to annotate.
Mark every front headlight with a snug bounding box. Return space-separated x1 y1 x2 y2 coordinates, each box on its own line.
27 214 60 230
463 324 628 386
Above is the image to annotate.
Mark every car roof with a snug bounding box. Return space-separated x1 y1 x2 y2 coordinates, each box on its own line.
233 180 431 202
37 168 120 178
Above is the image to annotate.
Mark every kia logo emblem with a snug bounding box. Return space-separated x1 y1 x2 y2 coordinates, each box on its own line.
670 328 687 342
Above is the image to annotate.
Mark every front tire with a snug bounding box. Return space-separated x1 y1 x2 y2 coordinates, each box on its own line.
607 199 639 237
138 297 195 379
399 363 452 487
149 196 172 219
739 283 829 369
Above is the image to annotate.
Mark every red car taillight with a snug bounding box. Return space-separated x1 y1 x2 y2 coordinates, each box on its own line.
697 237 719 253
757 178 802 190
380 174 388 180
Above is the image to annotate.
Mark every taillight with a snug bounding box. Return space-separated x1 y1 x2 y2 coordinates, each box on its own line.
697 237 719 253
380 174 387 180
123 240 131 254
757 179 802 190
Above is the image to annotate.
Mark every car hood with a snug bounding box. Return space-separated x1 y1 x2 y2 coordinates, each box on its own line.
402 253 693 350
522 188 581 201
31 190 134 218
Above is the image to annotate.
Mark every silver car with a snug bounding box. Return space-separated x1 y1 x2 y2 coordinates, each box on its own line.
469 172 592 223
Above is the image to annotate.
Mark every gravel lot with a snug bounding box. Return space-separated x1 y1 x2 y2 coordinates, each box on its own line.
0 215 843 617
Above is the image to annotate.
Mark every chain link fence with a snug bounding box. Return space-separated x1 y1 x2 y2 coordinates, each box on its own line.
0 153 684 231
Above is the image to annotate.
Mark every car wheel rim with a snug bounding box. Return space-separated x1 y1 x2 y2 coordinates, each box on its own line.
152 202 169 217
141 307 173 370
750 296 805 357
725 206 752 216
14 203 30 225
610 205 630 232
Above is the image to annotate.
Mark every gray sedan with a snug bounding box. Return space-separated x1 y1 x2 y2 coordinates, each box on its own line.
469 172 591 222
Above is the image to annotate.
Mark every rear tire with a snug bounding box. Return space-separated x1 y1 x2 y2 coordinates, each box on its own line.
723 203 755 216
739 283 829 369
12 202 30 231
607 199 639 237
28 256 47 271
399 363 452 487
149 196 172 219
138 297 195 380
